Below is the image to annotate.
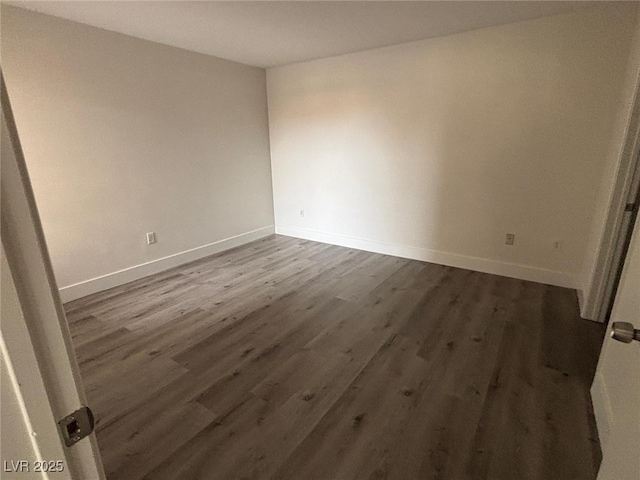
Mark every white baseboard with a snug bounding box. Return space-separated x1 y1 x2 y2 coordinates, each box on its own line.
59 226 275 302
276 225 579 288
577 288 587 314
591 371 611 454
577 289 604 322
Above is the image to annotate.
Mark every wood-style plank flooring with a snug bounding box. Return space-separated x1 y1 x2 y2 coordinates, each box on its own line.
64 235 606 480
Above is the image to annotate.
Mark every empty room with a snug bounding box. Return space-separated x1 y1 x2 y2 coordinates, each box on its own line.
2 1 639 479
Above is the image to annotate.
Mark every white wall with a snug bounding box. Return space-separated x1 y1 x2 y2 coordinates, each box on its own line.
1 6 275 301
268 5 639 288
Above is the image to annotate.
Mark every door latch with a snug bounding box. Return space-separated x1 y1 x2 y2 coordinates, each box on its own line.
611 322 640 344
57 406 95 447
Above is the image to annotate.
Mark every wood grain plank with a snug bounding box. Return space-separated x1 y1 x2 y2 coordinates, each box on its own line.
64 235 605 480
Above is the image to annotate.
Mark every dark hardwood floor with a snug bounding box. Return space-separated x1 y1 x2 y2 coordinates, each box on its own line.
64 235 606 480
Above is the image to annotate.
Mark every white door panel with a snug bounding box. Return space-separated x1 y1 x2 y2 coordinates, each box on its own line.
592 219 640 480
1 79 105 479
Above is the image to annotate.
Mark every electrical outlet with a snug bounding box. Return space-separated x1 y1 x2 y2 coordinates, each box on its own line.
553 240 562 251
146 232 156 245
505 233 515 246
300 209 305 217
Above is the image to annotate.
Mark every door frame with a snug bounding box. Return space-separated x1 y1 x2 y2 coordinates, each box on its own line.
1 73 106 479
582 64 640 323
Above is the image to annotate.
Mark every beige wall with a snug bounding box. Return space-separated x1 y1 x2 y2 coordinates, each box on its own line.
268 4 639 288
1 6 274 300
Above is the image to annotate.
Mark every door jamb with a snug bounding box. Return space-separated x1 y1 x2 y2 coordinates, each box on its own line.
582 67 640 323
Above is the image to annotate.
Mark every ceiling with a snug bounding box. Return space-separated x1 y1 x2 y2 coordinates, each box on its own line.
5 1 607 68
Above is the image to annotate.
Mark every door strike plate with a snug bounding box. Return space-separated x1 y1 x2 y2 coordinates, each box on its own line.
57 406 95 447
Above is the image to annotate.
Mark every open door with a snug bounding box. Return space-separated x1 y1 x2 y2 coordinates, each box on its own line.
1 77 105 478
591 216 640 479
